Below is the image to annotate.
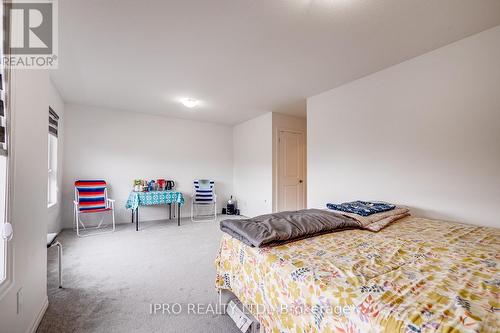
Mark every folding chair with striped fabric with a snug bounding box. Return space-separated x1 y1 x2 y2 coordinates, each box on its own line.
191 179 217 222
73 180 115 237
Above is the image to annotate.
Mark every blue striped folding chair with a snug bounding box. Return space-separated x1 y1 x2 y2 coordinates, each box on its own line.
191 179 217 222
73 180 115 237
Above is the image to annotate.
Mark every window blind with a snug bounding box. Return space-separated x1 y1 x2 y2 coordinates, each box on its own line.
0 69 6 155
49 107 59 137
0 1 7 155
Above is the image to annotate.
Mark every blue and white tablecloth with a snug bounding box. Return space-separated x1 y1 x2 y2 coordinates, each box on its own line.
125 191 184 210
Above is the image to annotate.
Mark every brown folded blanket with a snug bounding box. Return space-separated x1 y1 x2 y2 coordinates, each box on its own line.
220 209 360 247
333 206 410 231
363 212 410 231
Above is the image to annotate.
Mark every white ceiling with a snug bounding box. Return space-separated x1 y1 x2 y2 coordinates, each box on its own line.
51 0 500 125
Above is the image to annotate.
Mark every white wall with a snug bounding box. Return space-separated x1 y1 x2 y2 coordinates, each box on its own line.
0 70 50 332
233 113 273 217
61 104 233 228
307 25 500 228
47 81 64 233
271 113 307 212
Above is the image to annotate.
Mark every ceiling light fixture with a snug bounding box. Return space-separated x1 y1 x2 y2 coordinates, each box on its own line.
180 98 199 108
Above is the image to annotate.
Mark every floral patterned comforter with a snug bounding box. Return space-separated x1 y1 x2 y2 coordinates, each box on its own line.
215 216 499 333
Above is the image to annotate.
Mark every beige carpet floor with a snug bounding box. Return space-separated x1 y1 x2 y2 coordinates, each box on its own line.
37 216 241 333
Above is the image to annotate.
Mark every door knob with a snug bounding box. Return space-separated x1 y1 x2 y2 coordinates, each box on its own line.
2 222 13 241
299 180 303 184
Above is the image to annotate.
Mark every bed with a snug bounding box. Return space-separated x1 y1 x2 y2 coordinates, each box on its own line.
215 216 499 332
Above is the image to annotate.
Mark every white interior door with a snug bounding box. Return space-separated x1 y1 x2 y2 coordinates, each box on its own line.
277 130 305 212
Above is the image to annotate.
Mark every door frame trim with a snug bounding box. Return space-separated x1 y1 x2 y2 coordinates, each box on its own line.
274 128 306 212
0 46 15 299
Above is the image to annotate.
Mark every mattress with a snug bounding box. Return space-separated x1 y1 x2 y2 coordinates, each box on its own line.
215 216 500 332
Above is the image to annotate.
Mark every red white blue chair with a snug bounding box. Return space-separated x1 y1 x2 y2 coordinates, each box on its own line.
73 180 115 237
191 179 217 222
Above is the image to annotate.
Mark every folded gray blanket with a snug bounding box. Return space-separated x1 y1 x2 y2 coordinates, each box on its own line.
220 209 360 247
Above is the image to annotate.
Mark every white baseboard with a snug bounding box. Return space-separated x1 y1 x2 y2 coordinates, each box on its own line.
28 297 48 333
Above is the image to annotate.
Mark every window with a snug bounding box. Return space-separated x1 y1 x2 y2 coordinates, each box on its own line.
48 107 59 207
47 135 58 206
